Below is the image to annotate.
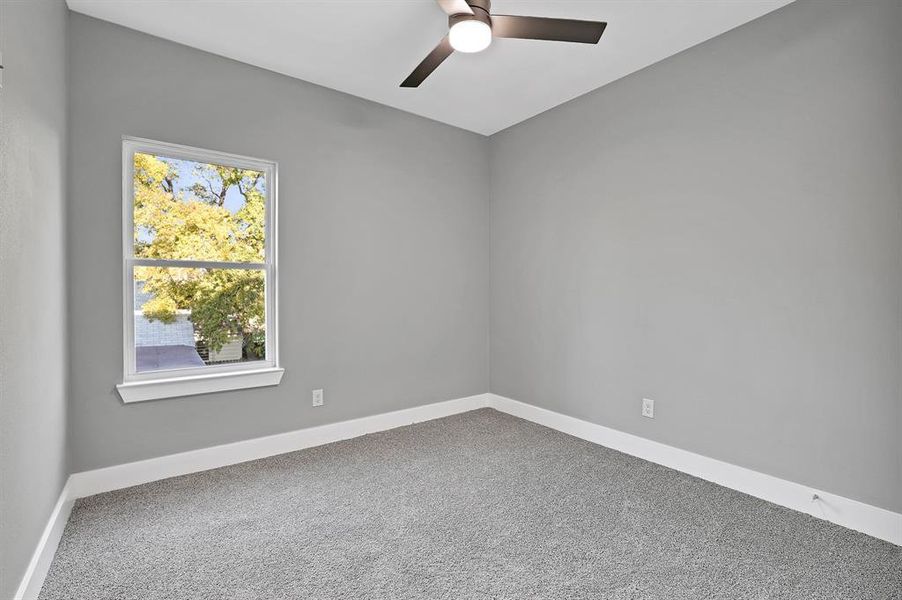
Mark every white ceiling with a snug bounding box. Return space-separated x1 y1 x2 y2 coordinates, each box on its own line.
67 0 793 136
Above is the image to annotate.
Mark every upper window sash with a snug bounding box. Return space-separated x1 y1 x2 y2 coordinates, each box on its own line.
123 137 276 265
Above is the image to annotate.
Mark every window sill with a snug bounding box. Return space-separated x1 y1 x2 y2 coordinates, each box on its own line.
116 367 284 403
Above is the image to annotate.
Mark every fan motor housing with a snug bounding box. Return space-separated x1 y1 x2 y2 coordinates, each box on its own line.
450 0 491 29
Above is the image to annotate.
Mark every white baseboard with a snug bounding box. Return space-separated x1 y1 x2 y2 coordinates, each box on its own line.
68 393 491 499
18 390 899 598
486 393 902 547
14 480 74 600
17 393 490 598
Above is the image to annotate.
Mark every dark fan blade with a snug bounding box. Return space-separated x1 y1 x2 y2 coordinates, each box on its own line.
400 37 454 87
491 15 607 44
436 0 473 16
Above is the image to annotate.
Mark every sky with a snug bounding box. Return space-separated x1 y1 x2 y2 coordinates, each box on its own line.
162 154 265 214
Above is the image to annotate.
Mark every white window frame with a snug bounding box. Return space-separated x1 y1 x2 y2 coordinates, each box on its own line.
116 137 282 403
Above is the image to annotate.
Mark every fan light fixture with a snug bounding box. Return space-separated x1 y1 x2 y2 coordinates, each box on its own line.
449 19 492 53
400 0 607 88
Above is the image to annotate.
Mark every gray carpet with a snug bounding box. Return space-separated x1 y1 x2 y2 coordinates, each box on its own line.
40 409 901 599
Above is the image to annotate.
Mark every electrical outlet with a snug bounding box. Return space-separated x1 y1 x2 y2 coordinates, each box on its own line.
312 389 324 407
641 398 654 419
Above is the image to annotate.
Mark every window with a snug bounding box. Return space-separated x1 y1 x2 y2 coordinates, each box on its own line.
117 137 282 403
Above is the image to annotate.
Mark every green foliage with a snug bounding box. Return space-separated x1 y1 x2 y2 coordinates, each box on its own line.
243 328 267 361
133 153 266 354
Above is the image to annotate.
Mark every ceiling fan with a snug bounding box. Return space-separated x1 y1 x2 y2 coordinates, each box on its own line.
401 0 607 88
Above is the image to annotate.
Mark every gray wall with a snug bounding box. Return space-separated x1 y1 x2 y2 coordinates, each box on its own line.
0 0 70 597
47 0 902 519
67 14 489 472
490 0 902 513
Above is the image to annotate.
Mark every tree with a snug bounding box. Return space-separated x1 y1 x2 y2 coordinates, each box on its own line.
133 153 266 357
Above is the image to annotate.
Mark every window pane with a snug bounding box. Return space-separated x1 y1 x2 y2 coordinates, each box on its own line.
133 266 266 373
133 152 265 262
